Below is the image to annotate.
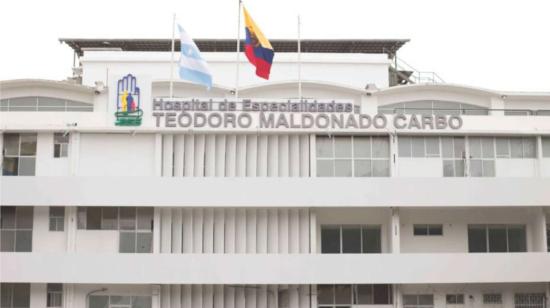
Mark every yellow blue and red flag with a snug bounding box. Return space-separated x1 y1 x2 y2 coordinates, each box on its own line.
243 6 274 79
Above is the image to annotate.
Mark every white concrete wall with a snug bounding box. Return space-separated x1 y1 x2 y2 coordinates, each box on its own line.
397 158 443 177
35 133 70 176
541 159 550 177
75 230 119 253
78 133 156 176
495 159 537 177
400 208 535 253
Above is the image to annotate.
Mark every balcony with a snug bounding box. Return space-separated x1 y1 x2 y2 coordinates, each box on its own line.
2 252 549 284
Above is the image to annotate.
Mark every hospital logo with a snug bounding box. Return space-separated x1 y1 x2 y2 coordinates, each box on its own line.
115 74 143 126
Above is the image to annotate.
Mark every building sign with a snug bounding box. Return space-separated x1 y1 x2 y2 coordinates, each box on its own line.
152 98 463 130
115 74 143 126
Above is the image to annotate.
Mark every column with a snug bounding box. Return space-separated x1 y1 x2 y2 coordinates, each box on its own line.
205 134 217 177
391 207 400 253
182 208 193 253
246 135 258 176
153 208 162 253
65 207 77 252
172 208 183 253
162 134 174 177
152 285 161 308
160 208 172 253
154 133 162 176
278 135 290 176
174 135 185 177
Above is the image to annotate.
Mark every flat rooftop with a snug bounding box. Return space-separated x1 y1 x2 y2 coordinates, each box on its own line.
59 38 409 58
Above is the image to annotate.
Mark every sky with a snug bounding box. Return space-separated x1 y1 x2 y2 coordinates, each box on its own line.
1 0 549 92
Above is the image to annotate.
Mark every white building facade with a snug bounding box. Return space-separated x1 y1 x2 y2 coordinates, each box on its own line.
1 38 550 308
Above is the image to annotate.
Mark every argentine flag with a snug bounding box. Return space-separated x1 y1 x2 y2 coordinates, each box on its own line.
178 25 213 90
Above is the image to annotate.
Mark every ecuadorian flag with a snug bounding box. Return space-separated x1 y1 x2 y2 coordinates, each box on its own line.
243 6 274 79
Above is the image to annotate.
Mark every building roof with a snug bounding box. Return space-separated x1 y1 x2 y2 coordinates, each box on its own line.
59 38 409 57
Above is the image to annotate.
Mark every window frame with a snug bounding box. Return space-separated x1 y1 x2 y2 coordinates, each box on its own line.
316 135 390 177
482 293 503 305
468 224 527 253
53 133 70 158
2 133 37 176
49 207 65 232
46 283 63 308
320 224 382 254
413 224 443 236
0 206 33 252
317 284 393 307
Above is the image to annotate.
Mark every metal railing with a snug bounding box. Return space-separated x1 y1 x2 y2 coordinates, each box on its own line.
384 48 444 84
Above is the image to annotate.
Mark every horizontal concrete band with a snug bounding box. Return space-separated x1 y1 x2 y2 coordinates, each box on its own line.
2 253 550 284
2 177 550 207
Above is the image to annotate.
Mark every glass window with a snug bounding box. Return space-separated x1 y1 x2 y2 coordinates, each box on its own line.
373 285 392 304
2 133 37 176
398 136 412 157
47 283 63 307
481 137 495 158
0 207 33 252
120 207 137 230
136 232 153 253
1 283 31 308
362 226 381 253
425 137 440 157
89 296 109 308
132 296 152 308
321 227 340 254
403 294 434 308
316 136 390 177
446 294 464 304
488 226 507 252
334 285 351 305
119 232 137 253
101 207 118 230
321 225 381 254
341 226 361 253
468 225 487 253
411 138 425 157
542 138 550 158
483 294 502 304
137 208 154 231
53 133 69 158
86 207 102 230
49 207 65 231
317 285 334 305
468 224 526 253
413 224 443 236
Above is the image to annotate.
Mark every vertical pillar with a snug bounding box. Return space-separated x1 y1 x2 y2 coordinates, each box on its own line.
224 286 235 308
268 209 279 253
161 285 171 308
235 287 245 308
298 209 309 254
289 209 300 253
226 135 237 177
279 209 289 253
309 134 316 177
246 135 258 176
153 207 162 253
257 135 269 176
298 285 309 308
205 134 217 177
289 135 301 177
204 285 214 308
309 285 317 308
171 285 181 308
309 210 317 253
154 133 162 176
299 135 310 177
267 135 279 176
65 206 77 252
245 287 257 308
174 135 185 177
279 135 290 176
194 134 206 177
390 134 398 177
236 208 247 253
246 209 257 253
215 135 226 177
257 285 268 308
204 208 215 253
193 208 204 253
225 208 236 253
152 285 162 308
214 209 225 253
192 286 203 308
162 134 174 177
236 135 247 176
160 208 172 253
536 136 543 177
62 284 74 308
182 208 193 253
214 285 224 308
184 135 195 176
257 209 268 253
267 285 278 308
69 132 80 176
182 285 192 308
172 208 183 253
289 286 299 308
391 207 400 253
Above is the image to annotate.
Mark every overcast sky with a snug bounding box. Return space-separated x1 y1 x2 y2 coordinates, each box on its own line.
1 0 549 91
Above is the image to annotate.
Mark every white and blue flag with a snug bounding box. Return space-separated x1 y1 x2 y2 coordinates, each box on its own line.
178 25 212 90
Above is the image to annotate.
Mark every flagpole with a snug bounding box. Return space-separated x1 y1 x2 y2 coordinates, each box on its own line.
169 13 176 99
235 0 242 100
297 14 302 101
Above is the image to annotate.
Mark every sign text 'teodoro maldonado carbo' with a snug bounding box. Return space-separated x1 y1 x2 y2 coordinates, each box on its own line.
152 98 463 130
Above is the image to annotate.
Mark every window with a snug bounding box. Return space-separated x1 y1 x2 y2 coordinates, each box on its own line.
398 136 441 158
0 207 33 252
318 284 392 307
0 97 93 112
483 294 502 305
53 133 69 158
2 133 37 176
542 138 550 158
446 294 465 305
468 225 526 253
47 284 63 307
321 225 381 254
77 207 153 253
495 137 536 158
89 295 151 308
378 101 488 116
515 293 546 308
413 224 443 236
442 137 465 177
316 136 390 177
403 294 434 308
468 137 495 177
0 283 30 308
49 207 64 231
